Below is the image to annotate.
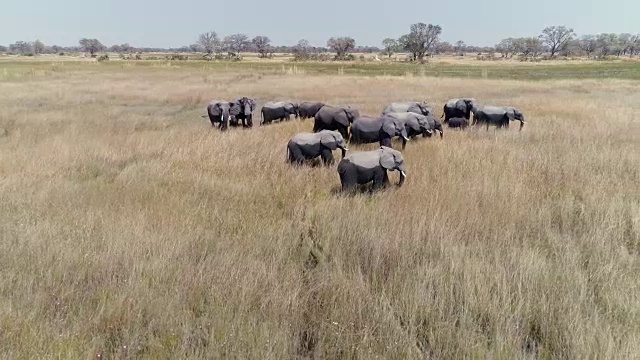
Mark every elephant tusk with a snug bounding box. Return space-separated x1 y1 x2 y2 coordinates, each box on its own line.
400 171 407 178
343 148 349 151
403 136 410 141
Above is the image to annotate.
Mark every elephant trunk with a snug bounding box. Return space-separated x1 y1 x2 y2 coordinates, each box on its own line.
519 120 525 131
340 147 347 159
398 171 406 187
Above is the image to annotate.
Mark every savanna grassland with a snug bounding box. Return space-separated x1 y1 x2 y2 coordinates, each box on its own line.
0 58 639 359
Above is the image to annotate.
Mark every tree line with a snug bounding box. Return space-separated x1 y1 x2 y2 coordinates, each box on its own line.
2 25 638 61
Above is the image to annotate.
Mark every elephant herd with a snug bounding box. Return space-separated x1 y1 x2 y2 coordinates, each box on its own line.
205 98 526 191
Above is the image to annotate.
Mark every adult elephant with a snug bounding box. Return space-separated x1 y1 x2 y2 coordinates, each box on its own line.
337 146 407 191
442 98 478 124
350 116 409 150
298 102 325 119
382 101 433 117
287 130 348 166
385 112 444 139
313 105 360 140
206 100 240 131
474 106 525 130
260 101 299 125
230 97 257 128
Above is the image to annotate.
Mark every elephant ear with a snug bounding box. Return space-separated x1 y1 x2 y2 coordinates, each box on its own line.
455 100 467 113
335 110 350 127
382 118 396 137
229 102 241 116
505 108 516 120
208 103 221 116
320 132 338 150
379 148 396 170
249 98 257 111
408 118 421 131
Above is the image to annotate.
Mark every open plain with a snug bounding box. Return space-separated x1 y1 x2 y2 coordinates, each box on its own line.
0 58 639 358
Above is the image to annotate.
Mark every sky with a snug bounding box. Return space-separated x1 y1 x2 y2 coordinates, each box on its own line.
1 0 638 48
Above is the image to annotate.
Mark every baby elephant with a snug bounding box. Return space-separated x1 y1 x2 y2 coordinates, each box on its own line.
447 117 469 129
287 130 348 166
337 146 406 191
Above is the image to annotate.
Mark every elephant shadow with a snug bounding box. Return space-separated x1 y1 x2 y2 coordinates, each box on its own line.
289 159 327 168
329 183 400 197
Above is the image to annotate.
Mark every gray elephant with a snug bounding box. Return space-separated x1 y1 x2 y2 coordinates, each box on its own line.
337 146 407 191
287 130 348 166
382 101 433 117
442 98 478 123
260 101 299 125
446 117 469 129
385 112 444 139
350 116 409 150
206 100 240 131
230 97 257 128
298 102 325 119
313 105 360 140
474 106 525 130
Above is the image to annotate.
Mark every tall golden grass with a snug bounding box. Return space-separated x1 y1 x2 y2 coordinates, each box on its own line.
0 64 639 358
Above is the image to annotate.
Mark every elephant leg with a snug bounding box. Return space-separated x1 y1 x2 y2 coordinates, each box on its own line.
289 145 304 165
372 169 388 191
247 115 253 127
320 148 334 166
380 137 392 148
338 162 357 192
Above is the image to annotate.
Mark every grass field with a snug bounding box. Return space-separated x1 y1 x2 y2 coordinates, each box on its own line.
0 59 639 358
2 55 640 81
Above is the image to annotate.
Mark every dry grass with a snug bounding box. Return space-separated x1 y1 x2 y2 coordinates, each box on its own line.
0 62 639 359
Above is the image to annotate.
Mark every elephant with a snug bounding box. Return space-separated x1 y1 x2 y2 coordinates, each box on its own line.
298 102 325 119
446 117 469 129
260 101 299 125
287 130 348 166
385 112 444 139
230 97 257 128
382 101 433 117
442 98 478 124
206 100 240 131
313 105 360 140
473 106 525 130
337 146 407 191
349 116 409 150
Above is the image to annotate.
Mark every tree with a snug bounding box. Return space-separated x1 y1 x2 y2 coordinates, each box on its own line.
226 33 250 56
630 34 640 57
197 31 220 60
539 26 575 57
251 36 272 58
327 37 356 60
0 45 7 53
578 35 598 59
79 38 105 57
399 23 442 62
9 41 33 55
514 37 543 59
381 38 398 59
454 40 466 54
596 33 619 58
33 39 45 55
293 39 311 60
496 38 517 58
434 41 453 55
189 43 201 53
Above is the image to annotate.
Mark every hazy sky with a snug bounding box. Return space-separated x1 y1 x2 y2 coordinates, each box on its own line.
1 0 638 48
